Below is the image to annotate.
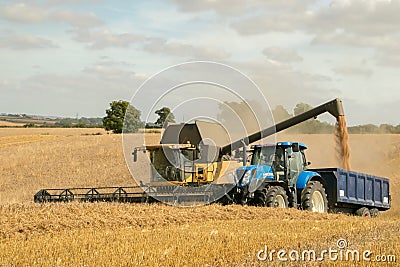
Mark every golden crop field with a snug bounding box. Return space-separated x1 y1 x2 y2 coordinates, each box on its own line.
0 121 24 127
0 128 399 266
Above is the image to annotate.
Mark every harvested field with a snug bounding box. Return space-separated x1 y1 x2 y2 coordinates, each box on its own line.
0 121 24 127
0 128 399 266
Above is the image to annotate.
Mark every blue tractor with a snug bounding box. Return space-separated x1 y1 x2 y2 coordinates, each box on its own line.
233 142 390 216
234 142 327 212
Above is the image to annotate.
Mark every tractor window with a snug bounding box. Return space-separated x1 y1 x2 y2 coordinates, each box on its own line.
251 147 283 166
301 151 307 167
288 150 303 181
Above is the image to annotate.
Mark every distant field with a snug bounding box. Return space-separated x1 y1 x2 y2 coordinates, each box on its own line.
0 116 57 126
0 127 107 137
0 128 398 266
0 120 24 127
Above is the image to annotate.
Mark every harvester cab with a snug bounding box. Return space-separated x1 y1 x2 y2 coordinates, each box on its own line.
133 143 236 185
133 120 243 186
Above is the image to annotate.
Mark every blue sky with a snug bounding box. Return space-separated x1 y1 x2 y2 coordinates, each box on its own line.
0 0 399 126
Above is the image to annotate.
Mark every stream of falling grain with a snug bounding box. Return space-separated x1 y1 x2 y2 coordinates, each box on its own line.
335 116 351 170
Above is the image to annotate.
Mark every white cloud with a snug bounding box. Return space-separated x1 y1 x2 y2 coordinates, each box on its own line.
312 32 400 67
230 60 337 110
228 0 400 69
0 3 46 23
231 13 307 35
375 50 400 67
262 47 303 63
0 3 103 27
0 34 59 49
0 62 147 117
173 0 311 15
143 37 230 60
332 66 373 77
228 0 400 36
309 0 400 36
50 10 103 28
82 61 141 82
71 28 144 49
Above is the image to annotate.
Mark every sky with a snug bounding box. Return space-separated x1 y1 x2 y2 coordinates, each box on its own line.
0 0 399 126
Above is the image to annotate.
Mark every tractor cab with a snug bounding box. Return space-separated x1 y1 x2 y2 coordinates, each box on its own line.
253 142 309 185
236 142 309 189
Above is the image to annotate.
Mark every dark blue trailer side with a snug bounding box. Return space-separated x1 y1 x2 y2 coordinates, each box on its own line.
309 168 391 212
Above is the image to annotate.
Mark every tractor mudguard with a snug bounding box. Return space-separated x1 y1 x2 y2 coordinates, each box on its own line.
296 171 321 189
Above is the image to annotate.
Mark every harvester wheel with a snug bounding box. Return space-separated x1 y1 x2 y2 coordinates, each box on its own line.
369 208 380 218
265 186 288 208
301 180 328 213
355 207 371 217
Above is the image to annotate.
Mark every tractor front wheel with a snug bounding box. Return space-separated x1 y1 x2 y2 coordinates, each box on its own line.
301 180 328 213
265 186 289 208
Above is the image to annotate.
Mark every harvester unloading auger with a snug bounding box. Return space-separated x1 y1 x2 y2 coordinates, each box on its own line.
34 98 345 204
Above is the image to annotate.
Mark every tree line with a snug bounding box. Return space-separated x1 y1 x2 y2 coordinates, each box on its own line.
98 100 400 134
16 100 400 134
272 102 400 134
219 101 400 135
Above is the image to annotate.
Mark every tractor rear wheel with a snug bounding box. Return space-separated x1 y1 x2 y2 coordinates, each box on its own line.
355 207 371 217
265 186 288 208
301 180 328 213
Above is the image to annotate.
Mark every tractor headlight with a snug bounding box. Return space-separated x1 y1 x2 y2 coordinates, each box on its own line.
241 170 252 186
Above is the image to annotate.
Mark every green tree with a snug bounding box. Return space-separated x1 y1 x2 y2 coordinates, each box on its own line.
294 103 314 116
217 100 264 134
155 107 175 126
290 103 334 134
272 105 292 123
103 100 143 133
379 124 395 133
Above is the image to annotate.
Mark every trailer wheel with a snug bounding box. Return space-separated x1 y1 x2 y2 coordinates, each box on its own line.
370 208 380 218
355 207 371 217
265 186 288 208
301 181 328 213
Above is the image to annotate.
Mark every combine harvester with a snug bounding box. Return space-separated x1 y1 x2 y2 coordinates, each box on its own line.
34 98 391 216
